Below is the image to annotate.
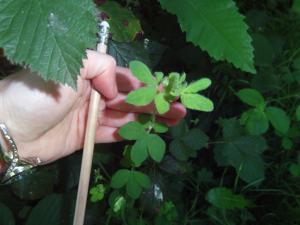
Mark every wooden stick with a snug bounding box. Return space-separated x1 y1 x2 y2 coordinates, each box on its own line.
73 22 110 225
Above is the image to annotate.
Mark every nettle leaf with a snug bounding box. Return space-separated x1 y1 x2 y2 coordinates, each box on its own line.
111 169 131 188
118 121 146 140
129 60 156 85
159 0 255 73
155 93 170 114
183 78 212 93
236 88 265 108
99 1 142 42
214 118 268 183
126 86 157 106
146 134 166 162
0 203 15 225
266 107 290 134
0 0 97 88
206 187 250 210
181 94 214 112
240 108 269 135
131 139 148 165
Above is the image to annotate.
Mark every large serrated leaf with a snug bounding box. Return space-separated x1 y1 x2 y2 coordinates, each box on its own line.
159 0 255 73
0 0 97 88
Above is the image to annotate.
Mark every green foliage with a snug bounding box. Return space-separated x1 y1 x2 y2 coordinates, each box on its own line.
26 194 62 225
0 0 97 88
0 203 15 225
214 119 268 183
111 169 150 199
206 187 250 210
266 106 290 134
90 184 106 202
159 0 255 73
236 88 265 108
98 1 142 42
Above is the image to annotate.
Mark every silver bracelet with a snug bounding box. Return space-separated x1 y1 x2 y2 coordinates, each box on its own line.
0 123 42 184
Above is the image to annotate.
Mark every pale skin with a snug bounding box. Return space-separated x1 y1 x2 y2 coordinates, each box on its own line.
0 50 186 165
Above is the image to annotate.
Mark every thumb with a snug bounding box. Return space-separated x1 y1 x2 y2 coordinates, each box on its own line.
81 50 117 99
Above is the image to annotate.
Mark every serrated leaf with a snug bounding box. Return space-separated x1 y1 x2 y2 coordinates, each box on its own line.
111 169 131 188
126 175 142 199
181 93 214 112
118 121 146 140
133 171 151 189
99 1 142 42
146 134 166 162
129 60 156 85
155 93 170 114
241 109 269 135
131 139 148 165
0 203 15 225
183 78 212 93
159 0 255 73
236 88 265 108
0 0 97 88
266 106 290 134
126 86 157 106
206 187 249 210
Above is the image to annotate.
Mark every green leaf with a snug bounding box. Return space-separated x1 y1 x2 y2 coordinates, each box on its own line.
266 107 290 134
292 0 300 14
282 137 293 150
241 109 269 135
126 86 157 106
131 139 148 165
129 60 156 85
126 175 142 199
296 105 300 121
146 134 166 162
155 93 170 114
236 88 265 108
118 121 146 140
289 164 300 177
26 194 62 225
181 94 214 112
170 139 193 161
159 0 255 73
111 169 131 188
181 128 209 150
133 171 151 189
153 122 168 133
214 119 268 183
99 1 142 42
183 78 212 93
90 184 105 202
206 187 249 210
0 0 97 88
0 203 15 225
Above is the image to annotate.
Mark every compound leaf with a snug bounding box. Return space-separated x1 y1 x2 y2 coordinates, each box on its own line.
206 187 249 210
118 121 146 140
129 60 156 85
147 134 166 162
236 88 265 108
126 86 157 106
0 0 97 88
111 169 131 189
131 139 148 165
159 0 255 73
266 106 290 134
183 78 212 93
181 93 214 112
155 93 170 114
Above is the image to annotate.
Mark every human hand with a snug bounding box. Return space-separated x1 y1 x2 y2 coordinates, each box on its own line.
0 50 186 164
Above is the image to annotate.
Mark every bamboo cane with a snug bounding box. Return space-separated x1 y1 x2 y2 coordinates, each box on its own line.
73 21 110 225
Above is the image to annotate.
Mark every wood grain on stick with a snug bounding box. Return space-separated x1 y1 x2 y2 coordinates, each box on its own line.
73 42 107 225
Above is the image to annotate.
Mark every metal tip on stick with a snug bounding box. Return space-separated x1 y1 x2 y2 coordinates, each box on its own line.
98 21 110 45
